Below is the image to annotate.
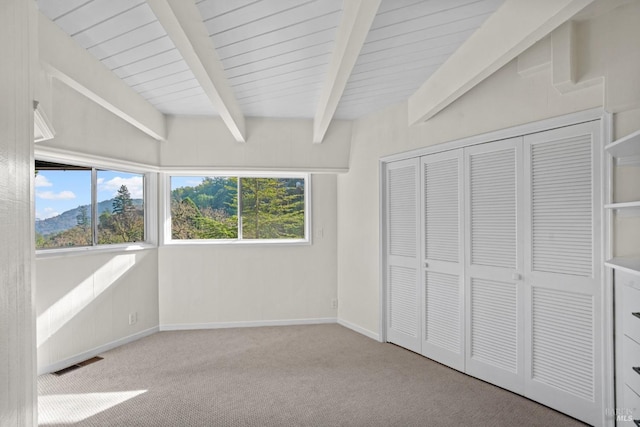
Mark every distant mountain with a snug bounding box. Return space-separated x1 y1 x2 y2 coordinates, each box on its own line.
35 198 142 236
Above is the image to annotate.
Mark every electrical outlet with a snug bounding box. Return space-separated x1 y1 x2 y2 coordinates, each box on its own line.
128 312 137 325
331 299 338 309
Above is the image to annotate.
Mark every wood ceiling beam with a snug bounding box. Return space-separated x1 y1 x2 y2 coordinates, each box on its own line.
148 0 246 143
39 12 166 141
313 0 381 143
408 0 595 125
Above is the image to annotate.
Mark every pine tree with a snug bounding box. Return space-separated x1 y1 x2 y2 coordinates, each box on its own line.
107 185 143 242
76 205 89 231
113 185 134 215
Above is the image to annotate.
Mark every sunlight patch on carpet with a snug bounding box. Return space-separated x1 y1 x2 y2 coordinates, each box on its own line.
38 390 147 425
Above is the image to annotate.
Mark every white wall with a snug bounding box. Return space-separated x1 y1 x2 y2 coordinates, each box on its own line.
159 173 338 327
36 250 158 372
35 80 162 373
161 115 351 171
337 2 640 337
0 0 36 424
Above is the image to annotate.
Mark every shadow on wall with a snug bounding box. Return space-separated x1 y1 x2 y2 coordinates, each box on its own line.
36 251 148 351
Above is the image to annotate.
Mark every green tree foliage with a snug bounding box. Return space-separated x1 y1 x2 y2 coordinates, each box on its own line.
240 178 304 239
170 176 304 240
36 226 93 248
171 177 237 215
171 197 237 239
99 185 144 243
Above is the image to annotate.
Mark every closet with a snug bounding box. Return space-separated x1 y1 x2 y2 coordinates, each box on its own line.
384 120 603 426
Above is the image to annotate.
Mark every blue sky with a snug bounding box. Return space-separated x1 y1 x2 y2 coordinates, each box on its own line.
170 176 207 190
35 170 144 220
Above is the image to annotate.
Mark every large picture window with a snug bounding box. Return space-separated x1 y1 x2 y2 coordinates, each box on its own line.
35 161 146 250
170 175 308 242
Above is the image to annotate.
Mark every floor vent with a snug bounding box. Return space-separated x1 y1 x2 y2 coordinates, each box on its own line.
52 356 103 376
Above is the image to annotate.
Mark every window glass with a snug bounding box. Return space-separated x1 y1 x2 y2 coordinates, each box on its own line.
35 161 146 250
97 170 145 244
35 166 91 249
170 176 306 241
171 176 239 239
240 178 305 239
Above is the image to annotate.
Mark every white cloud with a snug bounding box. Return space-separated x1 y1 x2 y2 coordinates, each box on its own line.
99 176 143 199
36 207 59 220
37 190 76 200
35 174 53 188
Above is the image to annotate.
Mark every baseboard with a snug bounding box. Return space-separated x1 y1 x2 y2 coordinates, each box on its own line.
337 318 380 342
159 317 337 331
38 326 159 375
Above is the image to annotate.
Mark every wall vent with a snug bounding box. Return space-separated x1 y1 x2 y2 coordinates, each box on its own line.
52 356 103 376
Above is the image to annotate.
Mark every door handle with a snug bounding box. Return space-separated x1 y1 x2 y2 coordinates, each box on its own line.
512 272 522 281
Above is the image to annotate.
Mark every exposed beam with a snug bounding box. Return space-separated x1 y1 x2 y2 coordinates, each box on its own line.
408 0 595 125
313 0 381 143
38 13 166 141
148 0 246 143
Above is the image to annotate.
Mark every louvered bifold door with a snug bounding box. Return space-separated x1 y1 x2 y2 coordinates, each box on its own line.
464 138 525 394
523 121 602 426
385 158 421 353
421 150 465 371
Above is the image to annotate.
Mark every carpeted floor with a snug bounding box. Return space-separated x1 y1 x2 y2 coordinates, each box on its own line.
38 324 587 426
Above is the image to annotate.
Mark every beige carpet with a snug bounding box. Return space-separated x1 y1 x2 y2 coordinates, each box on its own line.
38 324 587 426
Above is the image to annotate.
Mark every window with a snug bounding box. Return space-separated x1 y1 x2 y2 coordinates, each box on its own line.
35 160 146 250
169 175 308 242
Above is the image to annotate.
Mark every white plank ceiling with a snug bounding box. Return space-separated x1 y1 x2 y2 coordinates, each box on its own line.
37 0 504 120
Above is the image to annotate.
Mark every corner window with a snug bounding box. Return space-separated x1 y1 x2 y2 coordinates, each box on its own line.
169 175 308 242
35 161 146 250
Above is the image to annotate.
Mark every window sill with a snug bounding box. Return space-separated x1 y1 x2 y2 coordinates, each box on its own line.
35 242 157 259
161 238 311 248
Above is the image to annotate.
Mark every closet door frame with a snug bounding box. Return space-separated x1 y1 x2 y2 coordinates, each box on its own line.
379 108 613 427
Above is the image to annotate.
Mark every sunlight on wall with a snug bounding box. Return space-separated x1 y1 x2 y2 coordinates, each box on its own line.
37 254 137 347
38 390 147 425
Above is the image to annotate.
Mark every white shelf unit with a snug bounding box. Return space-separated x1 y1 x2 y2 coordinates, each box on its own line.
607 129 640 427
605 257 640 276
605 129 640 264
605 201 640 210
605 128 640 159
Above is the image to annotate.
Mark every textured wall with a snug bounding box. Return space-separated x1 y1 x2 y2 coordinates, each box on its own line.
0 0 36 425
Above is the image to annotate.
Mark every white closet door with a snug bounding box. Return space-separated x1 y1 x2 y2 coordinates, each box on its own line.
421 150 465 370
464 138 525 394
385 158 421 353
523 121 602 425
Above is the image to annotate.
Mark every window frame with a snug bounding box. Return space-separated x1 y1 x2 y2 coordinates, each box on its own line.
34 150 157 257
162 171 311 246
